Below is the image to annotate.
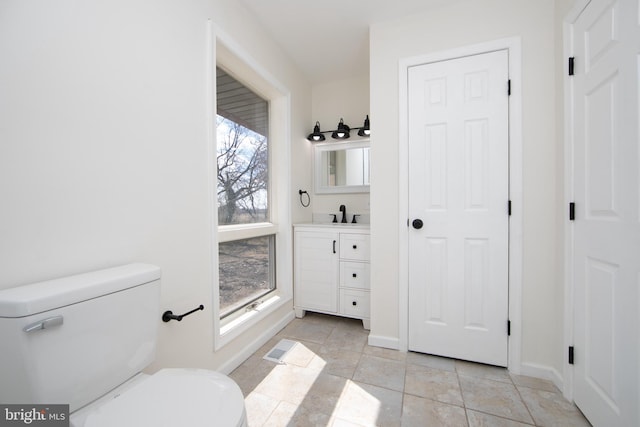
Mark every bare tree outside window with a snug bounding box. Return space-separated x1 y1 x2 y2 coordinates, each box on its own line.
216 116 268 225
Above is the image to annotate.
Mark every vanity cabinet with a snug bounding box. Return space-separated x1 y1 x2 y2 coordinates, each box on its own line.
294 225 370 329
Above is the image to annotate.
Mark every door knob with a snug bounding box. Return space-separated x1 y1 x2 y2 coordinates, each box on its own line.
412 219 424 229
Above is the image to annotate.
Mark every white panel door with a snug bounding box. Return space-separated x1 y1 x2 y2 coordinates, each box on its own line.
571 0 640 425
408 50 509 366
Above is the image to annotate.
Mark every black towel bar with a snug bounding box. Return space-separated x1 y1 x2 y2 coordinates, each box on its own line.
162 305 204 322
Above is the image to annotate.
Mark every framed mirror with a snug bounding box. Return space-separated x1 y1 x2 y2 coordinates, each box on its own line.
313 139 370 194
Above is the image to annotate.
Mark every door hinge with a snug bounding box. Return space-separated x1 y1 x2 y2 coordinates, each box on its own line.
507 320 511 336
568 346 575 364
568 57 575 76
508 200 512 216
507 79 511 95
569 202 576 221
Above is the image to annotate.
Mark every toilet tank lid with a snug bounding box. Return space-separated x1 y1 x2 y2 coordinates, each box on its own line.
0 264 161 318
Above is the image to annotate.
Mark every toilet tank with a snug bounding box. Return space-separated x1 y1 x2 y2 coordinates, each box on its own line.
0 264 161 412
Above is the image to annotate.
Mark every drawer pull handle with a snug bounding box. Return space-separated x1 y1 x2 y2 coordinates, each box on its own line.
352 273 357 278
352 301 357 306
333 240 337 254
353 245 357 249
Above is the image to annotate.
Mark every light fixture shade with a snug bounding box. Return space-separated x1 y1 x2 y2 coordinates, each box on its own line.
307 121 325 141
357 115 370 137
332 118 350 139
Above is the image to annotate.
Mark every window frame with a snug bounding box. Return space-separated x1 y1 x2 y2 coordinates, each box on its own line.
210 27 292 350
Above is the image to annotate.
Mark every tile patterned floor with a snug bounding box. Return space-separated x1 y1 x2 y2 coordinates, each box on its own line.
230 313 591 427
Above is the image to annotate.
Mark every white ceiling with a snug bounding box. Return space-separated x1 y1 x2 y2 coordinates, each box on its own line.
239 0 459 84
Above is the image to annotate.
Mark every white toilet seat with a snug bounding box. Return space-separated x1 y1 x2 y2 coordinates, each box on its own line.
79 368 246 427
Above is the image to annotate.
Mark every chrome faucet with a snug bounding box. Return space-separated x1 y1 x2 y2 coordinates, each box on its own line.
339 205 347 223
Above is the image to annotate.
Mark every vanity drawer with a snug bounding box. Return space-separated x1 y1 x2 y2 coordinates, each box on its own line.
340 289 370 319
340 234 370 261
340 261 370 290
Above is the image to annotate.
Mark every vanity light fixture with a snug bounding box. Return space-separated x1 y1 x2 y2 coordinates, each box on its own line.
307 121 325 142
357 115 370 137
306 115 371 142
331 118 350 139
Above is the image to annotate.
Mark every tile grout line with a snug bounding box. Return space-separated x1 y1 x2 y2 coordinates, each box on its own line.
399 355 408 422
454 362 472 427
258 396 281 427
456 363 540 426
511 376 538 426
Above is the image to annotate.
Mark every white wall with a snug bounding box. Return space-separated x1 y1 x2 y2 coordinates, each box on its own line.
293 76 370 223
370 0 566 377
0 0 311 372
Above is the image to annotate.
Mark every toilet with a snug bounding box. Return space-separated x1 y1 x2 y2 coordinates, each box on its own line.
0 263 247 427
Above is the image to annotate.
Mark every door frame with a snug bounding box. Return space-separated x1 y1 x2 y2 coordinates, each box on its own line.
398 37 523 372
561 0 591 403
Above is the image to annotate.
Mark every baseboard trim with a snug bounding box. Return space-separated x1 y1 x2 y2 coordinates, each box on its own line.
368 334 400 350
520 362 564 392
218 310 295 375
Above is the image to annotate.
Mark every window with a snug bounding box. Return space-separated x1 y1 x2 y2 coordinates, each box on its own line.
216 66 277 322
212 36 291 349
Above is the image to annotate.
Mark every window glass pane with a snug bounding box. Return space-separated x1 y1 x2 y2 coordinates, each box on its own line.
216 67 269 225
219 235 275 318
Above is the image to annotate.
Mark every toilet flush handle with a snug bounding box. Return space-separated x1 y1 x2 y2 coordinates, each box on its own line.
23 315 64 333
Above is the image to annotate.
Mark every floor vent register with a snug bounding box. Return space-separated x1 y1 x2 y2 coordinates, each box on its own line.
263 339 297 364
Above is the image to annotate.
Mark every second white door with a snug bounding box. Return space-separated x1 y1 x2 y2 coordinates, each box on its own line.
570 0 640 425
408 50 510 366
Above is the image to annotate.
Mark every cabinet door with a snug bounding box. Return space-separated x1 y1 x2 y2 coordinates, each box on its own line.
294 231 339 313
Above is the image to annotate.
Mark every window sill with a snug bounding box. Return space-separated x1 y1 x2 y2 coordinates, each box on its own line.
215 293 290 350
217 223 278 243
